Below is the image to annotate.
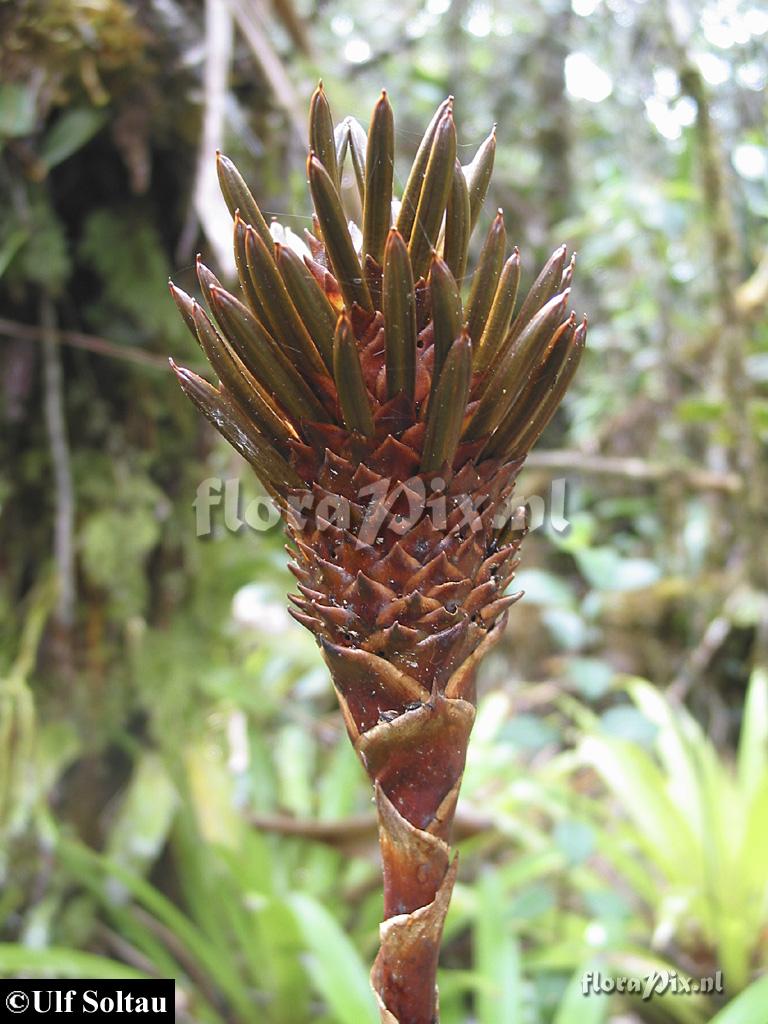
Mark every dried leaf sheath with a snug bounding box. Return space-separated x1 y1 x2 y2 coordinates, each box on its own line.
169 86 586 1024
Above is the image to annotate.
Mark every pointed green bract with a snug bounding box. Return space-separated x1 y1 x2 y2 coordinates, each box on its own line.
196 256 224 313
180 93 584 483
191 299 294 446
335 116 367 203
383 229 417 400
408 108 457 281
474 249 521 374
216 152 273 251
508 243 568 343
480 245 570 379
334 117 350 168
170 360 302 491
244 224 327 375
465 209 506 344
308 154 373 312
464 289 570 440
168 281 198 339
421 331 472 472
234 214 269 322
501 318 585 459
333 314 375 436
363 91 395 266
560 253 576 292
464 126 496 234
348 119 367 202
428 255 463 388
443 158 471 283
275 243 336 370
395 96 452 245
310 82 340 192
482 314 576 457
209 285 330 424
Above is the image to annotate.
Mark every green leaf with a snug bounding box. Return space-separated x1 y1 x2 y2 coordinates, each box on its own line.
573 548 661 592
553 819 596 865
58 840 253 1020
709 974 768 1024
275 723 316 817
605 953 712 1024
553 962 609 1024
0 944 147 979
738 667 768 796
190 297 294 446
474 871 523 1024
172 363 301 492
0 84 37 138
40 108 107 170
565 657 615 699
626 678 712 835
0 227 28 278
288 893 378 1024
676 396 725 423
106 752 178 879
513 568 575 609
749 398 768 436
599 706 657 745
580 734 700 881
499 714 559 751
79 209 183 342
19 198 70 292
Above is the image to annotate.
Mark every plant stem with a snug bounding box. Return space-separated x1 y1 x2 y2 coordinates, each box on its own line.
326 624 508 1023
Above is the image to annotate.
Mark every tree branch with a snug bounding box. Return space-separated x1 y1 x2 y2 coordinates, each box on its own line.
523 449 742 492
0 316 172 369
41 296 76 634
226 0 306 145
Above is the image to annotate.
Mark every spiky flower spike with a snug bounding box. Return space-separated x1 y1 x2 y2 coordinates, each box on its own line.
170 85 586 1024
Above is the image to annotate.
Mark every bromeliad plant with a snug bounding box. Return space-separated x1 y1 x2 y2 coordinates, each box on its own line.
169 85 586 1024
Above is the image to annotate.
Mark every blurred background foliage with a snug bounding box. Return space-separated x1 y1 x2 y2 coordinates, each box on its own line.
1 0 767 1020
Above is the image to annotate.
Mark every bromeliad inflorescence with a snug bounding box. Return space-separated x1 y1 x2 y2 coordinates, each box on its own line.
169 84 586 1024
